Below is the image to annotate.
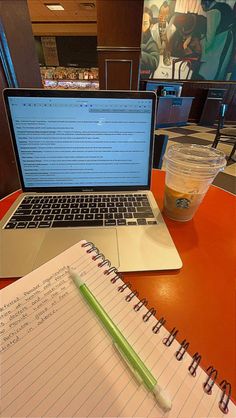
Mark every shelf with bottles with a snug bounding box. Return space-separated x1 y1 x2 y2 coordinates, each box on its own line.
42 79 99 90
40 66 99 90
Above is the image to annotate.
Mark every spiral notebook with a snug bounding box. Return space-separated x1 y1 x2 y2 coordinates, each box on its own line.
1 240 235 417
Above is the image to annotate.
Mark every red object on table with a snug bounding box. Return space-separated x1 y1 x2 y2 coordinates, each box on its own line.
0 170 235 400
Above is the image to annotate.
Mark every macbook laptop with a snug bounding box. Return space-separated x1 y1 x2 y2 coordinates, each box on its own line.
0 89 182 277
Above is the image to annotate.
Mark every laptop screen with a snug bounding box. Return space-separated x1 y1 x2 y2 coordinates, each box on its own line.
4 89 156 192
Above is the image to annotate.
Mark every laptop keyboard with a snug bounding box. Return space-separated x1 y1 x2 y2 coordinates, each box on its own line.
4 194 157 229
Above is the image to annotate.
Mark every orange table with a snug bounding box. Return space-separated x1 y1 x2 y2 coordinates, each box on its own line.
0 170 235 401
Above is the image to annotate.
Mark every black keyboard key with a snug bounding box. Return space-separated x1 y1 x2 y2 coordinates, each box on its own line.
34 215 44 221
44 215 54 221
124 213 132 218
52 220 103 228
11 215 34 222
127 221 137 225
16 222 27 228
5 222 17 229
137 206 152 212
117 219 126 225
137 219 147 225
85 214 93 220
108 207 117 213
147 220 157 225
64 215 74 220
42 209 51 215
133 212 154 218
81 208 89 214
105 214 113 219
52 209 60 214
27 222 38 228
39 221 52 228
100 208 108 213
114 213 123 219
61 208 70 214
95 214 103 219
105 220 116 226
32 209 41 215
71 208 80 214
74 214 84 220
19 204 32 209
118 207 127 213
54 215 64 220
15 209 32 215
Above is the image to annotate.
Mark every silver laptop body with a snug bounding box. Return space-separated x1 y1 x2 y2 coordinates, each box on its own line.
0 89 182 277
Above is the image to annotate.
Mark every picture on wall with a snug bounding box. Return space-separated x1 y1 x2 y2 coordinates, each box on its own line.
140 0 236 81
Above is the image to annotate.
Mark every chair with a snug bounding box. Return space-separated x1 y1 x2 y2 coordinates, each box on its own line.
212 104 236 161
172 57 199 80
153 134 169 169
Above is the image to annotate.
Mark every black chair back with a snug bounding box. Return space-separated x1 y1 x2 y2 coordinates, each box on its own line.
218 104 228 130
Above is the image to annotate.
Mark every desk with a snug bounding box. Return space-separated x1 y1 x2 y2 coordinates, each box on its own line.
0 170 235 401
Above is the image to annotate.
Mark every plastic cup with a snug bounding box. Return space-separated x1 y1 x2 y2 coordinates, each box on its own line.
163 144 226 221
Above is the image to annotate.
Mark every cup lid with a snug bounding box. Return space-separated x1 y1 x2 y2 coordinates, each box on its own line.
164 144 226 175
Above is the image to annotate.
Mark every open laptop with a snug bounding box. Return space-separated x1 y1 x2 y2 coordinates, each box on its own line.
0 89 182 277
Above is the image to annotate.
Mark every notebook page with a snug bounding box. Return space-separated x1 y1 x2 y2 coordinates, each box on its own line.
1 240 235 417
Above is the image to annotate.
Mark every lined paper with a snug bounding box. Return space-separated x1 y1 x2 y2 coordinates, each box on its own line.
1 240 235 417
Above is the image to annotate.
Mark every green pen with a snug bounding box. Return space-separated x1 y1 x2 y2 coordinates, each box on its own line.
69 269 172 412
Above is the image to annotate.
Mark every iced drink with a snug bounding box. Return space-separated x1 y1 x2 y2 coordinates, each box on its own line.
164 185 205 221
163 144 226 222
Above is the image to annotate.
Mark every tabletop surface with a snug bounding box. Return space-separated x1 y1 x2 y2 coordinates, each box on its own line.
1 170 235 401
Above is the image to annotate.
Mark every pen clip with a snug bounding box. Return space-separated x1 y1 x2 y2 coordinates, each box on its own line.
113 342 143 386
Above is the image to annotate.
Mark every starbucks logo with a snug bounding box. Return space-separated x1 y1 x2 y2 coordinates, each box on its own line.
175 198 191 209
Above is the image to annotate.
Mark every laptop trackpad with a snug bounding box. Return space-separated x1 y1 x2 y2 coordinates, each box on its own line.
33 228 120 269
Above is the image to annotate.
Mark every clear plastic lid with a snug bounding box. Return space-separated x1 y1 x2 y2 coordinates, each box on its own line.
164 144 226 178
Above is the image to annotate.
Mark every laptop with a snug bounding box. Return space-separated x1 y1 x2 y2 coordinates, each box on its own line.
0 89 182 277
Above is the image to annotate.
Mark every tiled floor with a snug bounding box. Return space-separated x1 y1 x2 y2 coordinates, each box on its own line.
156 124 236 195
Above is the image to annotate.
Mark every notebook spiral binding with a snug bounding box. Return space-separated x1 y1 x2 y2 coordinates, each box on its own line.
82 241 232 415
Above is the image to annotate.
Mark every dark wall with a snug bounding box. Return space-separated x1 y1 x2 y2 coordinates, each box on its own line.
35 36 98 68
57 37 97 67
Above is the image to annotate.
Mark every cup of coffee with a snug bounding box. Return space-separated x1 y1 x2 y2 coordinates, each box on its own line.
163 144 226 221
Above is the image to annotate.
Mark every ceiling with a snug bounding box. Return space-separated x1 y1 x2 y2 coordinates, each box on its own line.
27 0 97 35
